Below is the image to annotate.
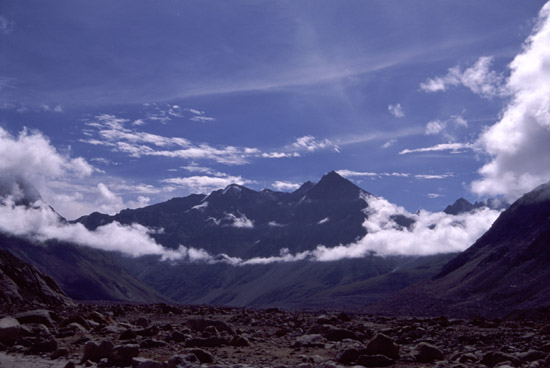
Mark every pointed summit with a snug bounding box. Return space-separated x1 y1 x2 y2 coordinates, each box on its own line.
306 171 368 200
444 198 475 215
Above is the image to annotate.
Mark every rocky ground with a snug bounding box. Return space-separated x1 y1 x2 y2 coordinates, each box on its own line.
1 303 550 368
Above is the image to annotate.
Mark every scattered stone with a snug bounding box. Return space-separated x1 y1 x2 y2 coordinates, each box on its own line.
413 342 445 363
365 333 400 360
186 318 236 336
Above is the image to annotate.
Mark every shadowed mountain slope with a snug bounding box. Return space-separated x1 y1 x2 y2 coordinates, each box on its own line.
370 181 550 318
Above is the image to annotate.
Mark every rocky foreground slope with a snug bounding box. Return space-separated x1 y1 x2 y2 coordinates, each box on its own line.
2 303 550 368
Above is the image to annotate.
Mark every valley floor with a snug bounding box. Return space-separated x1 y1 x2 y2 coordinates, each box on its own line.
1 303 550 367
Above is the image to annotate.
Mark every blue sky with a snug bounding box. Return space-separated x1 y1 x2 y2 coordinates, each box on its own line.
1 0 550 219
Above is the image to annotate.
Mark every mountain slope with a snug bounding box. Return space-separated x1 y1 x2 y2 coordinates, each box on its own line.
370 181 550 318
0 247 73 313
0 233 172 303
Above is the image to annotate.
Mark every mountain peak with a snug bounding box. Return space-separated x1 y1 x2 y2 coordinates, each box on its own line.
306 171 368 200
444 198 474 215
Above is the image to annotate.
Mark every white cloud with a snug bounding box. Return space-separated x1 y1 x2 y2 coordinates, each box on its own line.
132 119 145 126
82 114 252 165
427 193 443 199
337 170 379 178
337 169 451 180
0 196 192 261
161 174 254 194
381 139 397 149
261 152 301 158
292 135 339 152
388 103 405 118
425 120 446 135
224 212 254 229
190 116 215 123
399 142 473 155
420 56 507 98
272 181 300 191
0 16 14 34
0 127 94 198
471 3 550 200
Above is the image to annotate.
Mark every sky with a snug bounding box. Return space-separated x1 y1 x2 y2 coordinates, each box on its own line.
1 0 550 221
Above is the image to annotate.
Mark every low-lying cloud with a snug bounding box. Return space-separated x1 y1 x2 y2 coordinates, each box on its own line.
0 191 501 265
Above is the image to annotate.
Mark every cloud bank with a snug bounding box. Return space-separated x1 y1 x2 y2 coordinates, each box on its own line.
0 189 501 265
472 3 550 200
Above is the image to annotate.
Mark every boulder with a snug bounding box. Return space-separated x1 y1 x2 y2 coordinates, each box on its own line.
0 316 20 345
110 344 140 367
356 354 395 367
365 334 400 360
294 334 326 348
15 309 55 326
29 335 58 354
81 340 114 363
413 342 445 363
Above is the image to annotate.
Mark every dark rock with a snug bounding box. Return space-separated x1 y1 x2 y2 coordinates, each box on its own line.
139 338 167 348
230 335 250 347
0 316 20 345
110 344 140 367
135 317 150 328
366 334 400 360
325 328 358 342
132 357 166 368
167 353 200 368
169 330 187 342
136 325 159 337
120 329 138 340
516 349 546 362
355 354 395 367
64 362 76 368
294 334 326 348
480 351 520 367
413 342 445 363
336 348 361 364
61 315 90 330
82 340 114 363
15 309 55 326
51 347 69 359
185 318 235 336
185 337 229 348
188 348 214 363
29 335 58 354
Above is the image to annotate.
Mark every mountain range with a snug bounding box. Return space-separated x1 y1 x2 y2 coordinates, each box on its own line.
1 170 549 318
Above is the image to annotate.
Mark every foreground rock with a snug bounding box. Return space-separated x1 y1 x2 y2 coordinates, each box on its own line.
1 303 550 367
